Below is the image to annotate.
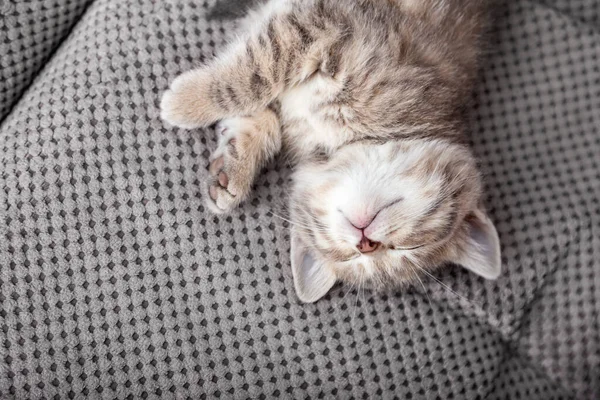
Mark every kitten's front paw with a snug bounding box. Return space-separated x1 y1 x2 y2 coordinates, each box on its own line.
160 88 192 128
205 119 256 214
160 69 221 129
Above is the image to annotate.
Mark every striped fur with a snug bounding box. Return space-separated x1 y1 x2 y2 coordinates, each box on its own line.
161 0 500 302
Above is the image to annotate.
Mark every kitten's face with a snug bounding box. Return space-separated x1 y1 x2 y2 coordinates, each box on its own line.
289 140 501 303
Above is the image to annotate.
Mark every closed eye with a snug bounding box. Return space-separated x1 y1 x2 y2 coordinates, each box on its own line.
342 253 362 262
390 244 426 251
337 197 404 229
380 197 404 212
367 197 405 225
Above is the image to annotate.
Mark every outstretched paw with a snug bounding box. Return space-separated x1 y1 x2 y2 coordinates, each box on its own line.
205 119 256 214
160 69 221 129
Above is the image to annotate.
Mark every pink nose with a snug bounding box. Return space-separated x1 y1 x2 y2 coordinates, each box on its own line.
357 237 380 254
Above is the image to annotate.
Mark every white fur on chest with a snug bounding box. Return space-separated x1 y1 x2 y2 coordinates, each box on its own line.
236 0 354 156
279 74 353 155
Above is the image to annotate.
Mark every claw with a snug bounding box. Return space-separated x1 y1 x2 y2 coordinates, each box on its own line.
218 171 229 187
209 185 218 200
209 156 224 175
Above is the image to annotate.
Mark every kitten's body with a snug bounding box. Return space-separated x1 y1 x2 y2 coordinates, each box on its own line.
161 0 501 302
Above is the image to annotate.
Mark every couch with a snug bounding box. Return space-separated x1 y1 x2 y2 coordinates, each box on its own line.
1 0 598 398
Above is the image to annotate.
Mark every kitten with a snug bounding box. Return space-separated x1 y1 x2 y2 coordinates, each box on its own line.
160 0 501 303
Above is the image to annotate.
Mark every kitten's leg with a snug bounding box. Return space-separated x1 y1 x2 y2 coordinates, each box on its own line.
161 7 344 129
160 30 286 130
206 107 281 214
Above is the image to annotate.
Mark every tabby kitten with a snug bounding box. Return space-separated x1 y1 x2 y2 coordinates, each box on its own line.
160 0 501 303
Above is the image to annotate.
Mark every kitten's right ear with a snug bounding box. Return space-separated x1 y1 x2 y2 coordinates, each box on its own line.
290 230 337 303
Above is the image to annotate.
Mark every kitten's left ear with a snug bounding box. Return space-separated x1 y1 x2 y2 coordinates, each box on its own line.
290 229 337 303
452 208 502 280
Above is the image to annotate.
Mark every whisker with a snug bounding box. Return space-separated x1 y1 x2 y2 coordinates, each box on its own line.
407 264 433 309
237 212 293 232
270 213 314 230
411 264 479 307
352 269 364 325
331 279 357 315
327 277 357 315
265 210 329 233
359 275 368 323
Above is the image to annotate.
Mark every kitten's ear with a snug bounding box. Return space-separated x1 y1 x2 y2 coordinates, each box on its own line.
290 230 337 303
453 208 501 280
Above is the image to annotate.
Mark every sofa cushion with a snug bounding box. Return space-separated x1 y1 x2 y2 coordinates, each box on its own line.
0 0 598 398
0 0 94 120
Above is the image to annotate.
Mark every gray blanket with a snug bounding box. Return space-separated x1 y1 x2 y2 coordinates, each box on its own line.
1 0 599 398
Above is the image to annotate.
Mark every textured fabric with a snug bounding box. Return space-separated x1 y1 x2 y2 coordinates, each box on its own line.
0 0 598 398
0 0 94 121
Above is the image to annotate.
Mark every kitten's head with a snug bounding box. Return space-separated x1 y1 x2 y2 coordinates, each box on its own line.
289 139 501 303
